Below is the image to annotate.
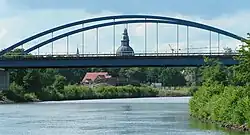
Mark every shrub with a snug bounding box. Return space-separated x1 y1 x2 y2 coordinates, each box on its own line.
0 91 5 101
189 84 250 127
23 93 39 102
188 86 199 96
59 85 162 100
4 82 26 102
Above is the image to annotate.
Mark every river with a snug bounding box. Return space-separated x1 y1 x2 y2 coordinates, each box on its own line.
0 97 247 135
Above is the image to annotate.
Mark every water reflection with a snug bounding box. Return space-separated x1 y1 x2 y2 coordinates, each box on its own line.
122 105 132 112
189 119 249 135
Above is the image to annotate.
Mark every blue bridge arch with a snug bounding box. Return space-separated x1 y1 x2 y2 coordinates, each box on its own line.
0 14 246 55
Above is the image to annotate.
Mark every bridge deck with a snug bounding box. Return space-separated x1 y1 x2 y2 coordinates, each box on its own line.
0 54 238 68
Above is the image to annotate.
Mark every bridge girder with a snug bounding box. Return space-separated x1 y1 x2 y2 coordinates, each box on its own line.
0 56 238 68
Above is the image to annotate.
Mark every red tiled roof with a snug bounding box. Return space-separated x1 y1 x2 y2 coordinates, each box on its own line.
82 72 111 82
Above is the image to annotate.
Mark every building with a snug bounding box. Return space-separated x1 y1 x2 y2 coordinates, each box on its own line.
81 72 116 85
116 28 135 56
151 83 162 88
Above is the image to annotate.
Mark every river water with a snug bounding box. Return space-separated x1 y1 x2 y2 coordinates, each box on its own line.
0 97 247 135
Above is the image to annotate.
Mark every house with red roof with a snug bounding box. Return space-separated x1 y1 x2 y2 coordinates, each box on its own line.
81 72 114 85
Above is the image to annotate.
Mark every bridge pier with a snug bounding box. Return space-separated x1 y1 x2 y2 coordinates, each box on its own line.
0 69 10 91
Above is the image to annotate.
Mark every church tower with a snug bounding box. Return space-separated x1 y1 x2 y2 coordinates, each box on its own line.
116 28 134 56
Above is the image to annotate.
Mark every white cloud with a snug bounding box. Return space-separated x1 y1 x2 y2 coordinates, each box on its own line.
0 7 248 55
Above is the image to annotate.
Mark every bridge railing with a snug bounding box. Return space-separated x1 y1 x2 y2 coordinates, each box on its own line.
0 52 239 61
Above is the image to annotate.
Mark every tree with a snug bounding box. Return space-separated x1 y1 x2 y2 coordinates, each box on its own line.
146 68 161 83
58 68 87 84
201 58 228 85
6 49 28 86
53 75 67 92
182 67 201 86
40 69 58 87
105 68 121 77
160 68 186 87
5 48 25 56
232 34 250 85
9 69 27 86
23 69 42 93
125 67 147 83
223 47 233 55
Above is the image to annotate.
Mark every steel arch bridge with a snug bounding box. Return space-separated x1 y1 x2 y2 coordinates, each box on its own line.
0 14 245 55
0 14 244 68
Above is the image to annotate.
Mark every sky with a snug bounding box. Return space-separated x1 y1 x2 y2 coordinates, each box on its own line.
0 0 249 54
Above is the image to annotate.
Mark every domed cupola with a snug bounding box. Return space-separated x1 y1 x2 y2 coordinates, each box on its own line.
116 28 134 56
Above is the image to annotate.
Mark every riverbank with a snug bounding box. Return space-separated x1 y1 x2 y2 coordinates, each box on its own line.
0 99 14 104
0 92 14 104
190 115 250 133
1 85 192 104
189 84 250 133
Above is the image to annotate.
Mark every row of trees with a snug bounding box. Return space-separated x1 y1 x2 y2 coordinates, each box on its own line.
9 67 191 88
189 35 250 130
4 66 194 102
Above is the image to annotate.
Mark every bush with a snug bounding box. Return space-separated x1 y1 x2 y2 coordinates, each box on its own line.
189 84 250 127
158 89 190 97
4 82 26 102
3 83 190 103
59 85 161 100
188 86 199 96
23 93 39 102
63 85 91 100
38 86 55 101
0 91 5 101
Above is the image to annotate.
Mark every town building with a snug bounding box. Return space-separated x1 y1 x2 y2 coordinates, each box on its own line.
81 72 116 86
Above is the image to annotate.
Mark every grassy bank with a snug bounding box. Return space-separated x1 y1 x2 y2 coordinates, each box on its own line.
189 84 250 132
1 85 192 103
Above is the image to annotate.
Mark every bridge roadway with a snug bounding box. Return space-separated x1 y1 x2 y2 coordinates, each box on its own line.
0 53 238 68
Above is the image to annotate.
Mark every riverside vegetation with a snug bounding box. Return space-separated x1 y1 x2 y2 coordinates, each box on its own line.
0 49 196 103
0 75 193 103
2 82 192 103
189 35 250 132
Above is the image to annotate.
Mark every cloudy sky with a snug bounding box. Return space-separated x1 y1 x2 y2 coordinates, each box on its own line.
0 0 249 55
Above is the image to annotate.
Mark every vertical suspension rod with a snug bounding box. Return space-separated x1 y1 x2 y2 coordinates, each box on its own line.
51 32 54 55
113 19 116 54
66 36 69 55
156 22 159 55
82 24 85 55
218 33 220 54
187 26 189 54
145 18 147 55
177 25 179 54
96 28 99 54
209 31 212 54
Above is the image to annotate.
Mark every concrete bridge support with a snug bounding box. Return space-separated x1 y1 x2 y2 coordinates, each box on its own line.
0 69 9 90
